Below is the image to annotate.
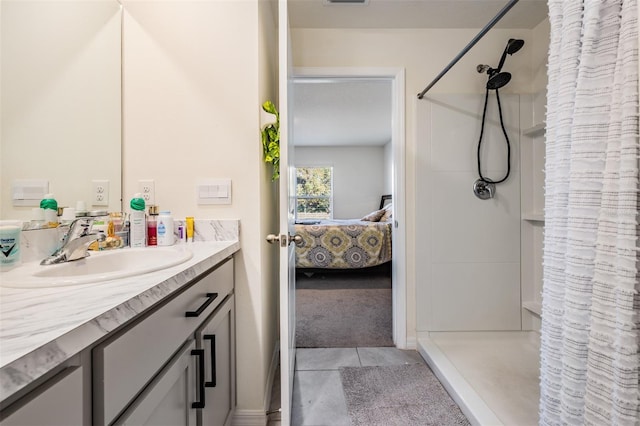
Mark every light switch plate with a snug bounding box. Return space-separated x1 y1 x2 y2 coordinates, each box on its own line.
12 179 49 206
196 179 231 205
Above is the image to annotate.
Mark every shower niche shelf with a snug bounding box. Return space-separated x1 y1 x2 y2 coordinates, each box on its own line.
522 212 544 222
520 98 545 332
522 122 545 137
522 301 542 317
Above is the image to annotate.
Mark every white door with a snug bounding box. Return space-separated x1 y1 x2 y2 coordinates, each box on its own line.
277 1 296 424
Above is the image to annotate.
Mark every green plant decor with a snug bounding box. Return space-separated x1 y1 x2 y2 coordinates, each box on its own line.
261 100 280 181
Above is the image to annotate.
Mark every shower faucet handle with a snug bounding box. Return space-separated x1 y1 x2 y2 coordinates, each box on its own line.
473 179 495 200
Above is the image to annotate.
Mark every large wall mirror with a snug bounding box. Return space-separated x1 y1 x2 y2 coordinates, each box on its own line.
1 0 122 221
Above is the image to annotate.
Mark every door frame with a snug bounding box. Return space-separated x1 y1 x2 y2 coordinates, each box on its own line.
291 67 407 348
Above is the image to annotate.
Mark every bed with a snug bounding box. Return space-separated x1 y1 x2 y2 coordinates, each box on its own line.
294 197 393 269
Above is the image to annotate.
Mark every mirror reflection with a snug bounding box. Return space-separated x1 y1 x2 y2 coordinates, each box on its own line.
1 0 122 221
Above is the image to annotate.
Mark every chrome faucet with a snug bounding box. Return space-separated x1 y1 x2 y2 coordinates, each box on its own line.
40 218 106 265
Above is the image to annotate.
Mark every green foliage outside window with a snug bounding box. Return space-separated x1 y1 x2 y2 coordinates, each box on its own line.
296 167 332 219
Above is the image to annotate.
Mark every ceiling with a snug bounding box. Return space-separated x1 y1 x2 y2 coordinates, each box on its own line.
292 79 392 147
289 0 549 148
289 0 548 30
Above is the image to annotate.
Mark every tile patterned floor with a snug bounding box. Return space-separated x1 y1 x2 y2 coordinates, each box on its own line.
289 347 425 426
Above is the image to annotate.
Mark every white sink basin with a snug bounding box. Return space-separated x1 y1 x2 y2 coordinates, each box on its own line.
0 247 193 288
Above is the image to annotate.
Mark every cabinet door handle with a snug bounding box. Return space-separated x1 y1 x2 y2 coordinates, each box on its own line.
191 349 206 409
185 293 218 317
204 334 216 388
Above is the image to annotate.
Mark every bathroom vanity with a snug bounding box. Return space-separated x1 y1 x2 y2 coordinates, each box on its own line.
0 240 239 426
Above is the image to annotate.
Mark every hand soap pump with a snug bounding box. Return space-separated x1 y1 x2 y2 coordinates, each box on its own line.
129 193 146 248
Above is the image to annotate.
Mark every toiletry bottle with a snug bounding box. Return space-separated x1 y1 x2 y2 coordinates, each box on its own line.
30 207 46 228
157 211 174 246
186 216 194 242
0 220 22 270
129 194 146 248
40 193 58 227
147 205 158 246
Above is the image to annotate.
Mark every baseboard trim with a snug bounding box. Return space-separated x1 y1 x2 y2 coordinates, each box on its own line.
264 340 280 411
405 334 417 350
232 409 268 426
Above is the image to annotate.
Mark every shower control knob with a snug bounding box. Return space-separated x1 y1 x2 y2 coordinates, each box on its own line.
473 179 496 200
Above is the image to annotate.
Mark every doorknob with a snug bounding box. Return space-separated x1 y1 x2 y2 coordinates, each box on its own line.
266 234 301 246
289 235 302 244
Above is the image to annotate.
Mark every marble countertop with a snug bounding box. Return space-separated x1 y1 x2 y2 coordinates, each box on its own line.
0 239 240 404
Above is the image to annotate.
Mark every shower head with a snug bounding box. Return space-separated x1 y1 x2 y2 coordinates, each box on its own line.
496 38 525 73
487 72 512 90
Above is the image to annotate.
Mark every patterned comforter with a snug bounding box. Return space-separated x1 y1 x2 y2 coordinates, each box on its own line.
294 219 392 269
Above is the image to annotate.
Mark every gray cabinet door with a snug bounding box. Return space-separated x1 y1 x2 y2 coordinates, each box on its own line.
197 295 235 426
0 366 84 426
116 340 197 426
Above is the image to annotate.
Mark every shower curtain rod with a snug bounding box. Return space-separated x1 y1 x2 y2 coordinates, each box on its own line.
416 0 520 99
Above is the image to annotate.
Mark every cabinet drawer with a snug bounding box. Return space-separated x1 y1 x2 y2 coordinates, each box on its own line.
93 258 233 426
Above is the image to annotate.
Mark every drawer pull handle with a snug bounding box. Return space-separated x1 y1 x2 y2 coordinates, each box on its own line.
191 349 206 409
185 293 218 317
204 334 217 387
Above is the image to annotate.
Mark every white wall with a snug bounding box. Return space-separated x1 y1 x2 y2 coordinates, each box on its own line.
1 1 122 218
383 141 393 196
292 27 536 343
295 146 386 219
122 0 278 415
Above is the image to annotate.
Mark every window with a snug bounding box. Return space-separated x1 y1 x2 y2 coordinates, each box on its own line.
296 167 333 220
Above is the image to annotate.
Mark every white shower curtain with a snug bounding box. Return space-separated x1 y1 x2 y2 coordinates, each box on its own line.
540 0 639 425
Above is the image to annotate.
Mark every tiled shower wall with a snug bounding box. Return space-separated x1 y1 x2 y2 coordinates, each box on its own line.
416 94 521 331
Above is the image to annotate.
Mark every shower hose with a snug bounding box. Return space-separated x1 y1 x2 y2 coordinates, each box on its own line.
476 88 511 184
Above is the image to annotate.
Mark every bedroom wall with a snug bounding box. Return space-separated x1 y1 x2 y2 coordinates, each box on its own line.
292 27 537 343
295 145 386 219
383 141 393 196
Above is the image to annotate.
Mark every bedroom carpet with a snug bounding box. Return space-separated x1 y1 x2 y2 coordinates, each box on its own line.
340 363 470 426
296 266 393 348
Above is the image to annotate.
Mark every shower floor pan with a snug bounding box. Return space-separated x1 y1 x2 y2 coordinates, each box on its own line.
417 331 540 426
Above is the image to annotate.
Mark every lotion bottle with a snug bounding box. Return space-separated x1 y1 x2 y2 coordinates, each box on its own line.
40 193 58 227
157 211 174 246
129 194 146 247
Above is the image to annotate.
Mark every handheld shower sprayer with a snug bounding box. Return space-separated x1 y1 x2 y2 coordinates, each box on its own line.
478 38 525 90
473 38 525 200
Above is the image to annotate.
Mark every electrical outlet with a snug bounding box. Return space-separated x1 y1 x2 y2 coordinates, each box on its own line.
138 179 155 205
92 180 109 206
